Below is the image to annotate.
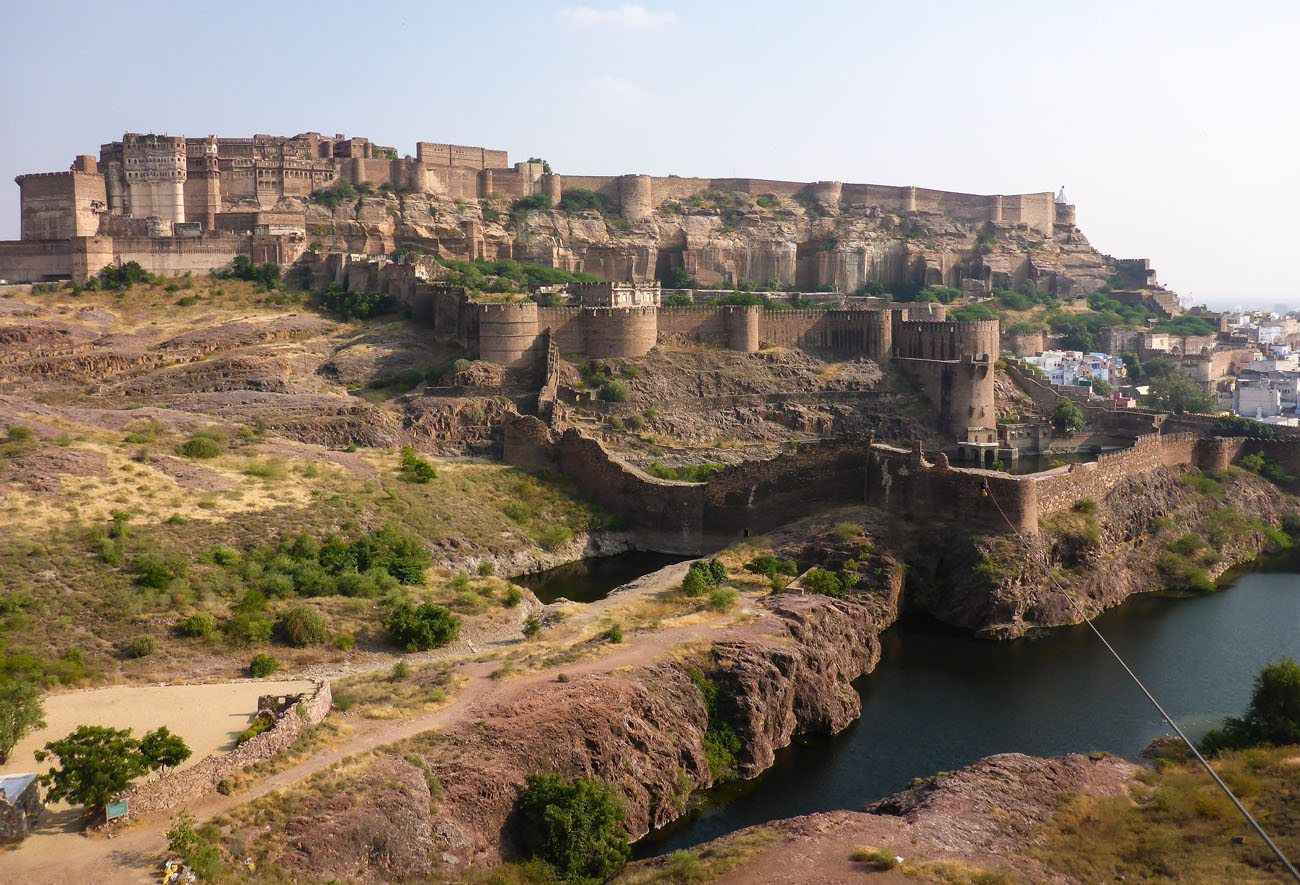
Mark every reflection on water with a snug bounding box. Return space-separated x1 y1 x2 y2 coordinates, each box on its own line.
639 571 1300 855
513 551 690 604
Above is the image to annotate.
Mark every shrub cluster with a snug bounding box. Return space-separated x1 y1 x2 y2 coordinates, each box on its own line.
515 773 630 880
98 261 154 290
399 445 437 483
248 653 278 678
178 429 225 459
687 665 743 781
317 283 397 320
1212 415 1276 440
215 255 280 288
682 559 727 597
436 257 597 294
1239 451 1292 484
744 555 798 579
385 602 460 651
801 567 844 598
556 188 609 213
646 461 725 483
1202 658 1300 754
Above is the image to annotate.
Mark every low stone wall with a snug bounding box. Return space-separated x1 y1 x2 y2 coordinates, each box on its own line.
115 681 332 818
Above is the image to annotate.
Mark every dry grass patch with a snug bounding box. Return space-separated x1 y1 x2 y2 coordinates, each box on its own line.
331 663 463 719
617 827 783 883
1030 743 1300 882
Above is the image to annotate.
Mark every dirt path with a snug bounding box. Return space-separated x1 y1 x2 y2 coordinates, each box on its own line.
0 569 725 885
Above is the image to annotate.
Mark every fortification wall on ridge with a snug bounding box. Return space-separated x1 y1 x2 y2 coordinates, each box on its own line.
555 428 705 552
537 306 583 353
656 307 729 345
1033 433 1198 515
550 172 1058 231
504 422 1229 553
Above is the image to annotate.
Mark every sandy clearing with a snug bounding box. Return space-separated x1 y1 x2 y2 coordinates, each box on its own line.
0 679 314 779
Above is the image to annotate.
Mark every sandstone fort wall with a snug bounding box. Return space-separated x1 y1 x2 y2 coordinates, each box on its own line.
505 421 1232 553
16 172 105 240
582 306 658 358
555 428 706 552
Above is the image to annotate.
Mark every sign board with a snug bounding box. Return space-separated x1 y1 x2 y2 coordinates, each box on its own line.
105 799 129 821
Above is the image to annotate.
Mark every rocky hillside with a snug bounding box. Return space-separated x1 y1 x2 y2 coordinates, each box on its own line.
293 189 1115 294
620 740 1300 883
221 570 904 881
558 346 939 466
908 465 1294 638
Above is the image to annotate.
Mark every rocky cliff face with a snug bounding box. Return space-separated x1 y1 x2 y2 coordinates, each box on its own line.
259 587 902 881
907 466 1292 638
621 751 1139 883
296 190 1114 294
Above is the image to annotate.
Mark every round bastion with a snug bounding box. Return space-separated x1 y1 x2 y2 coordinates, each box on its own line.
722 305 761 353
582 306 657 358
618 174 653 222
476 302 540 369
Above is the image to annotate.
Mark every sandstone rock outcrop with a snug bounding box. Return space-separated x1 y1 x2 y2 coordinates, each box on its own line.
621 751 1139 883
261 587 902 881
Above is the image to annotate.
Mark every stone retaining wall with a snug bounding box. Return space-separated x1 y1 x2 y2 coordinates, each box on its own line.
114 681 331 818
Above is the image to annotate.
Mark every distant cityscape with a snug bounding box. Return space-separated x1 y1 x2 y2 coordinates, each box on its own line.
1019 309 1300 426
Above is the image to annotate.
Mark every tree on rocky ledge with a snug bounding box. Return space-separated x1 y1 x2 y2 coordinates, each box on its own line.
516 773 630 881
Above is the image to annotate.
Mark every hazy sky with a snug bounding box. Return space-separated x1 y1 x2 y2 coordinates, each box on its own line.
2 0 1296 309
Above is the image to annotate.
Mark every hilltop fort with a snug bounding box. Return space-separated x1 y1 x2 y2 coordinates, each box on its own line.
0 129 1187 461
4 129 1125 294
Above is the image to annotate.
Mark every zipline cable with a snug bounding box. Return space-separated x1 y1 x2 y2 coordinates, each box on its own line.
979 478 1299 881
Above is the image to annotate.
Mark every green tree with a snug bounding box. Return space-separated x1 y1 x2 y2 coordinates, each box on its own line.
399 445 437 483
948 303 998 322
1212 415 1276 439
1145 373 1215 414
386 602 461 651
511 193 552 213
139 726 191 770
36 726 149 814
516 773 630 880
1051 399 1086 433
1202 658 1300 754
801 567 843 598
0 678 45 765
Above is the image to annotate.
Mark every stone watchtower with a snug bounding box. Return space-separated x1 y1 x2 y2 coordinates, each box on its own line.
618 174 653 222
891 317 1000 463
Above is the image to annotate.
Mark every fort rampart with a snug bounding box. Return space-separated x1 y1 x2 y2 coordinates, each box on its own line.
503 419 1236 552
